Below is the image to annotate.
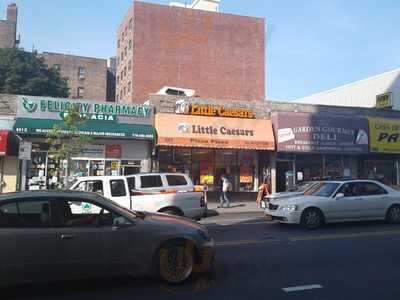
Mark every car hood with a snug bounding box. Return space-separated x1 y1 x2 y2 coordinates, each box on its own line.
143 212 205 231
270 195 323 206
267 191 302 200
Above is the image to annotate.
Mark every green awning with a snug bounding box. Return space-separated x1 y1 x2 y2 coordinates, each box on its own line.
14 118 155 140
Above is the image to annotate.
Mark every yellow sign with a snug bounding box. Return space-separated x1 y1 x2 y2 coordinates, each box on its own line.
369 117 400 153
376 93 392 109
111 161 119 170
190 104 254 119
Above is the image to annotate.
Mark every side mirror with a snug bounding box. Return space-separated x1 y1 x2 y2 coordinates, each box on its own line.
113 217 133 228
335 193 344 199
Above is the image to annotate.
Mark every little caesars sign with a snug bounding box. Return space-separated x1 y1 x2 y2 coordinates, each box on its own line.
17 96 154 125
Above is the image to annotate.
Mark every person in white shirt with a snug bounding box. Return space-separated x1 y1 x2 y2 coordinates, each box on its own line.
219 175 231 208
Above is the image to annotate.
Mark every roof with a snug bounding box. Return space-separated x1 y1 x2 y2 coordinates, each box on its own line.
0 190 99 202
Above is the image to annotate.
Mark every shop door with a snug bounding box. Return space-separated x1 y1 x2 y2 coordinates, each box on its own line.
276 161 294 192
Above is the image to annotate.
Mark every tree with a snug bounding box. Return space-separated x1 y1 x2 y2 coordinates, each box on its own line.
46 106 92 188
0 48 69 97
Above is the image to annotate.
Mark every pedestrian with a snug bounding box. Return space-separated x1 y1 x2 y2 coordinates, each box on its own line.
257 178 270 203
219 174 231 208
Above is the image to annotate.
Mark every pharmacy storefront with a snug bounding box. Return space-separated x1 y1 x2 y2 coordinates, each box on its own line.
363 117 400 187
14 96 155 191
155 106 275 193
272 112 369 192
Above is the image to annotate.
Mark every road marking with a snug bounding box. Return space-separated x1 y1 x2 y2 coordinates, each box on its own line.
282 284 323 292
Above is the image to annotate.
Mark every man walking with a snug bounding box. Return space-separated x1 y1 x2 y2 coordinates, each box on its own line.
219 174 231 208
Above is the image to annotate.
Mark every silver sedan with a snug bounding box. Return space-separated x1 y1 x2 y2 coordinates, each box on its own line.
0 191 215 286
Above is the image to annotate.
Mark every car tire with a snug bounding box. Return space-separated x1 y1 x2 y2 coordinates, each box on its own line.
300 208 324 229
158 241 194 284
386 205 400 224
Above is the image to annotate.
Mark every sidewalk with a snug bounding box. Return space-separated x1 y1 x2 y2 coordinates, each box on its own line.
207 200 263 216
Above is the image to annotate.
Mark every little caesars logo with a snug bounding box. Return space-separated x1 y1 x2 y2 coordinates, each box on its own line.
178 123 254 137
22 98 38 112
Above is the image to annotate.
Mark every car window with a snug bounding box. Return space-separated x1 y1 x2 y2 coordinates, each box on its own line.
166 175 188 186
127 177 136 191
0 199 51 228
110 180 127 197
75 180 104 195
337 183 361 197
307 182 340 197
359 182 388 196
54 198 117 227
140 175 163 188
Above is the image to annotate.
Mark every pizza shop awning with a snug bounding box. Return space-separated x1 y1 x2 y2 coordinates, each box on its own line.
155 113 275 150
14 118 156 140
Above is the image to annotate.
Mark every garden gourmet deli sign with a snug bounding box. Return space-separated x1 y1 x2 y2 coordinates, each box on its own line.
174 99 253 119
273 112 369 153
17 96 154 125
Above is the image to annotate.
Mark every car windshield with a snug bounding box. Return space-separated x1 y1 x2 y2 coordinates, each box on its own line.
288 182 314 192
305 182 340 197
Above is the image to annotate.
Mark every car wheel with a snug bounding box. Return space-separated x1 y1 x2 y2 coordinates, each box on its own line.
386 205 400 224
300 208 323 229
158 242 194 284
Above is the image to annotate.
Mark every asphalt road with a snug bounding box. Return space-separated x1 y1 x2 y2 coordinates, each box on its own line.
4 212 400 300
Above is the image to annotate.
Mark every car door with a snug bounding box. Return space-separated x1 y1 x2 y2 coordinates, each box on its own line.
356 182 390 219
331 182 366 221
0 197 63 285
109 178 131 209
52 196 109 280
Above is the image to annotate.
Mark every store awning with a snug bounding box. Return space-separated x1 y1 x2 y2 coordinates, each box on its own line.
155 113 275 150
14 118 156 140
0 130 10 156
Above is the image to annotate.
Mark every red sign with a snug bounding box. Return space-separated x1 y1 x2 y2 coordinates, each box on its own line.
0 131 9 156
105 145 122 158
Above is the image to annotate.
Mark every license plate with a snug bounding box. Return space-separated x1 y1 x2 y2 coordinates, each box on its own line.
260 201 266 208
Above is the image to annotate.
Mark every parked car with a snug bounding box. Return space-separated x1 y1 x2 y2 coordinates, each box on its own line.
260 181 321 209
264 180 400 229
69 174 206 220
0 191 215 286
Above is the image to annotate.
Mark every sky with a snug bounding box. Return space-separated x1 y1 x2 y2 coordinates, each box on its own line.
1 0 400 101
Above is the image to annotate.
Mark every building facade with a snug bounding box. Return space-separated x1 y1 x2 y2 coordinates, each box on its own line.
116 0 265 103
0 3 17 48
42 52 108 101
106 57 117 102
296 68 400 110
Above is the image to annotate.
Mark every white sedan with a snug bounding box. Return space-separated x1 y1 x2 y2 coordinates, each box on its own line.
262 180 400 229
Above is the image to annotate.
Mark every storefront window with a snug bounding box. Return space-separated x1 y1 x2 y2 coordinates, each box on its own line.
105 160 120 176
90 160 104 176
26 152 47 191
363 160 397 187
325 155 342 180
71 160 89 178
215 150 237 192
295 154 323 182
192 149 214 188
239 151 256 191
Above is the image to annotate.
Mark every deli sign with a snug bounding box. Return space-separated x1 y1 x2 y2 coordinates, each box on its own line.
369 117 400 153
272 112 369 153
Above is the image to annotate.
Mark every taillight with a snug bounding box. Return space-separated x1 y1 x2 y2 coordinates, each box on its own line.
200 196 206 207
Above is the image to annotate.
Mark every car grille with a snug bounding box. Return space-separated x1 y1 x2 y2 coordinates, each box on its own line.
268 203 279 211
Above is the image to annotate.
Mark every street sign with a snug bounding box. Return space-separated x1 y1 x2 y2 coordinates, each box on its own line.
18 141 32 160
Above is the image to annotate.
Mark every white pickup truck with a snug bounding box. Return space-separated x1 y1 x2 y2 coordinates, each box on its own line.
69 173 206 220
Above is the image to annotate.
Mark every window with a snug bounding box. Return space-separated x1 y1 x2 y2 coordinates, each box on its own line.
360 182 388 196
140 175 163 188
127 82 131 93
129 18 132 30
55 198 116 227
123 86 126 96
124 46 127 57
116 94 119 101
77 87 85 99
128 60 131 71
117 57 119 66
118 38 120 48
75 180 104 195
124 66 127 77
129 39 132 50
121 71 124 79
166 175 188 186
120 91 123 100
117 75 119 84
0 199 51 228
127 177 136 191
78 66 86 80
53 64 61 71
337 183 360 197
110 180 127 197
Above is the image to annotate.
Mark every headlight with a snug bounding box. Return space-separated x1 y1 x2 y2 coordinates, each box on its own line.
280 204 298 213
198 229 211 242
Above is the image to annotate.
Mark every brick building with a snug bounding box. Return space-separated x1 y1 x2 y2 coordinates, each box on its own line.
116 0 265 103
42 52 108 101
0 3 18 48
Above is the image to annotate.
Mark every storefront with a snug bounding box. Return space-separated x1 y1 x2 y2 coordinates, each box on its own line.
363 117 400 187
272 112 369 192
14 96 156 190
155 112 275 193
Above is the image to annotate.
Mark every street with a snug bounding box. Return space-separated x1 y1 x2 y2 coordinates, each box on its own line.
4 211 400 300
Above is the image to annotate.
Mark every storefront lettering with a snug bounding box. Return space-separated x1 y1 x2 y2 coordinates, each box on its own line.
191 125 254 136
378 133 400 143
190 104 253 119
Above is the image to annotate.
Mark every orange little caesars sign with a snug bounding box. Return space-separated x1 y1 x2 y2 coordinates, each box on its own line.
174 99 254 119
155 113 275 150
